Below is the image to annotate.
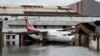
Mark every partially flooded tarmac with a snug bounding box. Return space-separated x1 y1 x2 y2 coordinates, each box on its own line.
0 43 100 56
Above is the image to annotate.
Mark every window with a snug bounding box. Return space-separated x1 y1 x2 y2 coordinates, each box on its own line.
6 35 10 39
12 41 15 45
92 36 96 41
6 41 10 46
9 25 25 29
68 34 73 36
34 25 37 28
12 35 15 39
62 26 67 30
44 26 47 29
5 17 8 20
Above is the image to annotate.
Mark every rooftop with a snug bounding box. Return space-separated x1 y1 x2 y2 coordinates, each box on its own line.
0 5 80 16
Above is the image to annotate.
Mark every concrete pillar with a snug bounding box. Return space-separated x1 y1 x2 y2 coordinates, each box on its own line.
79 34 82 46
0 21 2 56
0 33 2 56
20 34 24 46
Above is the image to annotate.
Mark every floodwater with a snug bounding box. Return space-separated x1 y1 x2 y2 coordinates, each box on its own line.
0 43 100 56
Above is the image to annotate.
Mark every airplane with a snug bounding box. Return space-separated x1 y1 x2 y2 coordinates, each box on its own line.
24 17 75 44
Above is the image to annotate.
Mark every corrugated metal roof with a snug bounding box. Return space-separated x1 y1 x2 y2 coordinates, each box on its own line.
0 5 78 14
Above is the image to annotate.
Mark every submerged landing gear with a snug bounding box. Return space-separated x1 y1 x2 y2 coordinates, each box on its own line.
42 38 49 46
71 42 75 46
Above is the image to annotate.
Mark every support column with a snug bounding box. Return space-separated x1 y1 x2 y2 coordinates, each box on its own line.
79 34 81 46
0 33 2 56
20 34 24 46
97 36 99 51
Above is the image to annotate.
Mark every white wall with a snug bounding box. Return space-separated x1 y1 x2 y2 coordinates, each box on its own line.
1 16 100 21
89 36 97 51
2 16 100 33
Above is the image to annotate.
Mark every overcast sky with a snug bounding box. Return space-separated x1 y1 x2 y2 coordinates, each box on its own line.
95 0 100 2
0 0 81 6
0 0 99 6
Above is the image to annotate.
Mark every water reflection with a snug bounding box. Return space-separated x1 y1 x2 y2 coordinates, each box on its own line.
0 43 100 56
2 44 49 56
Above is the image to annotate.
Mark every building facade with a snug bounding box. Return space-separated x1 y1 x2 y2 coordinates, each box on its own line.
0 5 80 46
69 0 100 16
3 34 19 46
1 5 100 46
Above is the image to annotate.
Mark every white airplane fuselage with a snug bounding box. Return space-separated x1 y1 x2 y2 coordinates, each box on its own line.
29 29 75 42
46 30 75 42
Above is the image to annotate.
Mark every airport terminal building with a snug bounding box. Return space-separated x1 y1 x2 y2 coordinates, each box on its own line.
0 5 100 46
0 5 81 32
1 5 100 33
0 5 80 46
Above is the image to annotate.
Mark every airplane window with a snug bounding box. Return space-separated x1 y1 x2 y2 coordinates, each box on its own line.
68 34 73 36
92 36 96 41
5 17 8 20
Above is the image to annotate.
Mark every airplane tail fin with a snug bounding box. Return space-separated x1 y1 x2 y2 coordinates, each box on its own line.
24 17 39 32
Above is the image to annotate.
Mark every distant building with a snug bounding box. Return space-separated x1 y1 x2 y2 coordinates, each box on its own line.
0 5 80 46
1 5 100 46
0 5 82 31
69 0 100 16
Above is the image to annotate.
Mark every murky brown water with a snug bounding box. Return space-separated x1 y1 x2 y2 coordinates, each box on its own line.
0 44 100 56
